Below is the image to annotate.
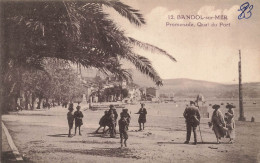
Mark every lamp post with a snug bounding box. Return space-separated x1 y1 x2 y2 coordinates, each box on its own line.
238 50 246 121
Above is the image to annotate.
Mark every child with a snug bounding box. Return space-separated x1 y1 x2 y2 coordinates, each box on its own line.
120 109 131 130
67 107 74 137
136 103 147 131
95 111 109 134
108 109 116 138
119 115 129 148
74 105 84 135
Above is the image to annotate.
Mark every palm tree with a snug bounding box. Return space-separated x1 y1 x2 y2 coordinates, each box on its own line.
1 1 176 112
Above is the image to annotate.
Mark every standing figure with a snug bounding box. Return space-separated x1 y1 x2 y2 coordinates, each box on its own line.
225 104 235 143
136 103 147 131
209 104 227 144
95 110 109 134
69 102 73 110
120 109 131 126
108 109 116 138
67 107 74 137
119 115 129 148
74 105 84 135
64 101 68 108
183 101 201 145
109 105 118 127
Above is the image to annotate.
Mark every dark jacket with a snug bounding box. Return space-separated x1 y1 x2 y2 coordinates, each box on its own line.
74 111 84 126
119 117 128 133
109 108 118 120
183 106 200 126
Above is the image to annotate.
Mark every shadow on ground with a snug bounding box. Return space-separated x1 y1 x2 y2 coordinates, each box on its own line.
62 140 117 144
157 141 232 145
47 134 68 137
1 151 16 163
28 147 141 159
87 132 119 139
1 151 31 163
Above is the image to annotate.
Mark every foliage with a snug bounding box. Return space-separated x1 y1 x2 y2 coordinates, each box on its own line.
1 1 176 112
22 59 85 103
101 85 128 102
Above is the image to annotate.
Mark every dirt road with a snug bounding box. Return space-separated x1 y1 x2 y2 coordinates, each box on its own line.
2 104 260 163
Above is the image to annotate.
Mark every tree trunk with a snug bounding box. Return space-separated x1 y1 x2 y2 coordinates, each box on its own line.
24 91 30 110
31 93 36 110
57 98 60 106
37 97 43 109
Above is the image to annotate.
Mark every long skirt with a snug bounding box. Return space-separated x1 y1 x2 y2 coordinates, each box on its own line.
212 124 226 139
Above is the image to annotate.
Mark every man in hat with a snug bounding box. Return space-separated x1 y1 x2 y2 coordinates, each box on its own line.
183 101 201 145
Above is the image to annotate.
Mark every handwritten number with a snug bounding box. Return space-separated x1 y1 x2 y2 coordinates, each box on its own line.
238 2 253 20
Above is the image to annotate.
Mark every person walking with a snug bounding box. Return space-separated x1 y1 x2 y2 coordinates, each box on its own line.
119 114 129 148
225 104 235 143
209 104 227 144
120 108 131 129
183 101 201 145
74 105 84 136
136 103 147 131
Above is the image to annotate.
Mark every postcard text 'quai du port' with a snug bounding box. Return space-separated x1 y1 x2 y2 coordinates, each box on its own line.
166 15 230 27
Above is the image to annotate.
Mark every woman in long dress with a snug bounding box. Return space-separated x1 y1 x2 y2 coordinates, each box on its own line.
210 104 226 144
225 104 235 143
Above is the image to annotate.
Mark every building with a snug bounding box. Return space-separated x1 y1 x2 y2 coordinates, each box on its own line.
146 87 159 101
128 87 141 102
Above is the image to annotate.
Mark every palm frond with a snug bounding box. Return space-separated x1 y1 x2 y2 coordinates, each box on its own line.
124 52 163 86
81 0 145 26
127 37 177 62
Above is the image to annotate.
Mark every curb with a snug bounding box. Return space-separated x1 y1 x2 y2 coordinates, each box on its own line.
2 122 24 161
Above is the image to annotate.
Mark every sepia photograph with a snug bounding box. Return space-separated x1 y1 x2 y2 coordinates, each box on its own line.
1 0 259 162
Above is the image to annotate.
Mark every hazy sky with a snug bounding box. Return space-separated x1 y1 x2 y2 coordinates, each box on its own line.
105 0 260 84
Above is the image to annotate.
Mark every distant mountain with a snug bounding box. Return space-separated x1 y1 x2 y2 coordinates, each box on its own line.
78 67 260 98
158 78 260 98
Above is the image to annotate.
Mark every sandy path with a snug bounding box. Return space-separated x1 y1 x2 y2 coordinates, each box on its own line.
2 104 260 163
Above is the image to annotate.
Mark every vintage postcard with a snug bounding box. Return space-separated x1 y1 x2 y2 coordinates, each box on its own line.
1 0 259 162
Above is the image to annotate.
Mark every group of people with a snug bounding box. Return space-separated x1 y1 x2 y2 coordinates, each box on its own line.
94 104 147 147
210 103 235 144
67 100 235 147
67 103 84 137
183 101 235 145
67 103 147 147
95 105 120 138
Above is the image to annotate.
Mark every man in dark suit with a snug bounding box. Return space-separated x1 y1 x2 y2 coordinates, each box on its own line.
183 101 201 145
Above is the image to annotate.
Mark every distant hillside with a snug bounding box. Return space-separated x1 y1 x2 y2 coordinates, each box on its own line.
78 67 260 98
158 78 260 98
